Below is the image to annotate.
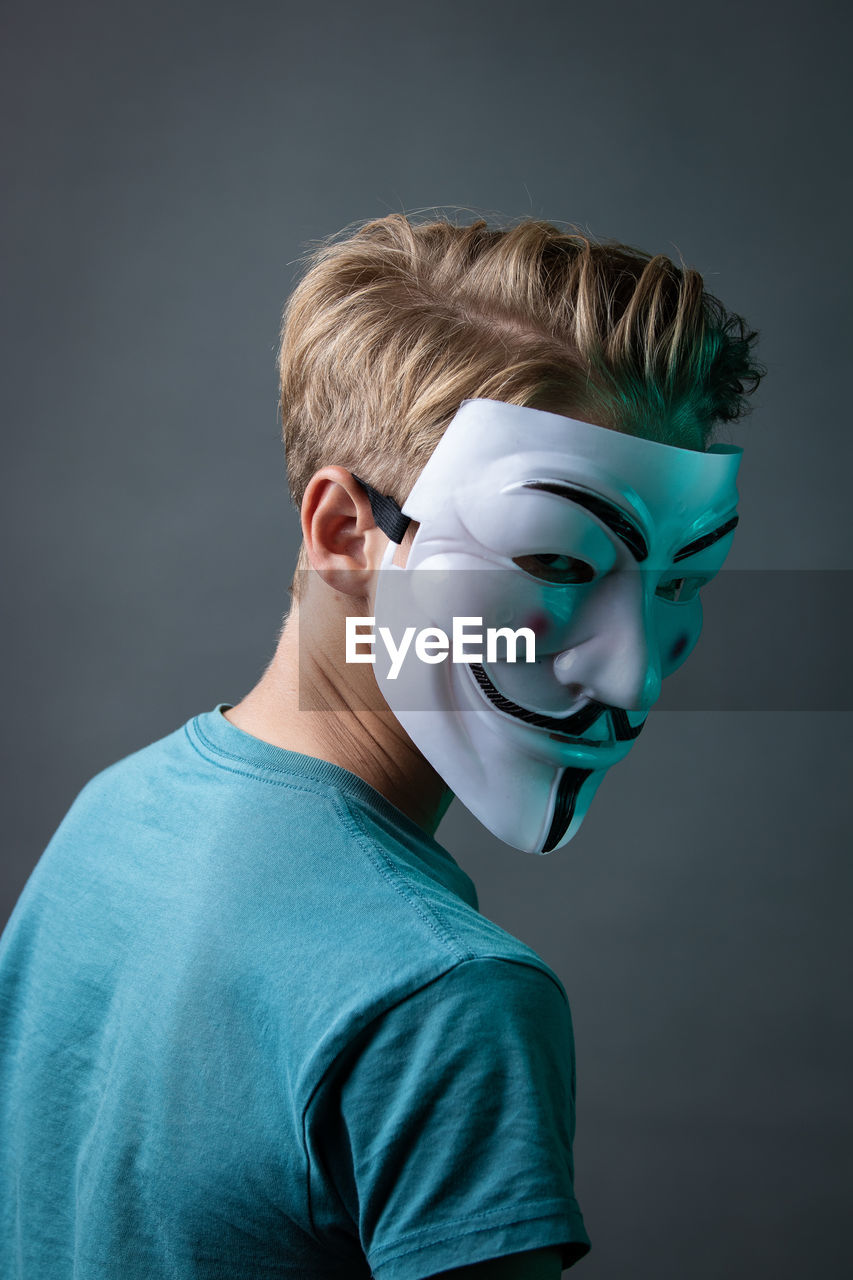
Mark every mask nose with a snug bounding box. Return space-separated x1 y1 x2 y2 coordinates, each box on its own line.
551 572 662 712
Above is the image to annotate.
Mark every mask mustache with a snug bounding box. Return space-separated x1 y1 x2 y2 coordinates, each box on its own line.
469 664 646 745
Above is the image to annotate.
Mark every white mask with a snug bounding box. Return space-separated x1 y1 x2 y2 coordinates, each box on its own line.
363 399 743 853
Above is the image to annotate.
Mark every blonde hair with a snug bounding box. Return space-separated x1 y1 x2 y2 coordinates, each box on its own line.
279 214 763 594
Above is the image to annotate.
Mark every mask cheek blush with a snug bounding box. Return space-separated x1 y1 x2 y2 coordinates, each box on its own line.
669 633 689 662
521 610 551 639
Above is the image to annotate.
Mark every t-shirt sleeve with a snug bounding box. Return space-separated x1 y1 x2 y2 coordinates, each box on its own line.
307 956 591 1279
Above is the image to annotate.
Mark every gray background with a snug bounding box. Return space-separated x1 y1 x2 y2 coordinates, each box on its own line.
2 1 850 1276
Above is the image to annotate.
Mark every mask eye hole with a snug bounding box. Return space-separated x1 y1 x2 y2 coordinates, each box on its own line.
512 553 597 585
655 574 709 604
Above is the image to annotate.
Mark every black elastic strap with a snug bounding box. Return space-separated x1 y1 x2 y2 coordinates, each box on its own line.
351 473 412 544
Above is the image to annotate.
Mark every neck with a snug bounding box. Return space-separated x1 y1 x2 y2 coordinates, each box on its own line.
224 600 453 837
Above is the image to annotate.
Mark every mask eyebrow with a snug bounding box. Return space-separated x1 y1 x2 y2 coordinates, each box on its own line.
519 480 649 562
672 514 739 563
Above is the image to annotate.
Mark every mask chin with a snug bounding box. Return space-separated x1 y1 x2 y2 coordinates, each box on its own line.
535 765 607 854
429 720 611 855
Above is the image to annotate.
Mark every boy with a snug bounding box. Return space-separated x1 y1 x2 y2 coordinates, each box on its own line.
0 215 762 1277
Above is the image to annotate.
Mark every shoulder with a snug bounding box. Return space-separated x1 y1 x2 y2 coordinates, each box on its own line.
331 954 576 1095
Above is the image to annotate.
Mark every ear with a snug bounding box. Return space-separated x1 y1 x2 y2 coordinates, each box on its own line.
300 467 389 597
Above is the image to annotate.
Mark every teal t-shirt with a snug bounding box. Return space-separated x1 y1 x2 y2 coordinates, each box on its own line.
0 705 591 1278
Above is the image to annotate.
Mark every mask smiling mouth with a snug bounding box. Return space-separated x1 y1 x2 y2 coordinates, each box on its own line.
468 663 646 745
